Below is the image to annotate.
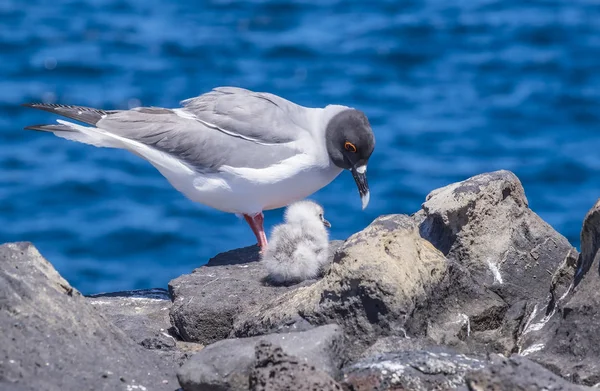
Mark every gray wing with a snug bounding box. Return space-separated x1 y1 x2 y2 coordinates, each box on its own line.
180 87 312 144
95 106 299 172
24 87 312 173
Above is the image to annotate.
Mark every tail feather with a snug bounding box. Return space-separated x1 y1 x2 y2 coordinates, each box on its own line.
22 116 194 175
22 103 112 126
50 120 125 148
25 120 113 148
24 119 122 149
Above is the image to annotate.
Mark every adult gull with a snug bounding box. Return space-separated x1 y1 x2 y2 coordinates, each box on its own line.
23 87 375 249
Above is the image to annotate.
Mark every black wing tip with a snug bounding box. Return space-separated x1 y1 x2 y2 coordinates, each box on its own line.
21 102 109 113
23 124 74 132
24 124 46 131
22 102 62 111
20 102 108 126
22 102 63 109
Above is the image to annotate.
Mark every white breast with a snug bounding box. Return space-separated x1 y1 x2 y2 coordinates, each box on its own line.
182 153 343 214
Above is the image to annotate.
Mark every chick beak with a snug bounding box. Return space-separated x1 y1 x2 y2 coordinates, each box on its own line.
323 219 331 228
351 164 370 210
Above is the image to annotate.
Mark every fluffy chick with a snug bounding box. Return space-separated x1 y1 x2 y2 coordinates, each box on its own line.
262 200 331 284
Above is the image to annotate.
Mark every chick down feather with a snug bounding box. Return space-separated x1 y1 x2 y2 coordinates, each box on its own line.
261 200 330 284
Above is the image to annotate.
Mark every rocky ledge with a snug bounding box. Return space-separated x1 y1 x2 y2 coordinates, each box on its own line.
2 170 600 391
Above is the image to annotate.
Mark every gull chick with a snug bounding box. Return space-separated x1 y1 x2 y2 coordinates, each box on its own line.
262 200 331 284
22 87 375 250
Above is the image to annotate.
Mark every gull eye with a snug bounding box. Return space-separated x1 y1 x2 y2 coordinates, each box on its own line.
344 142 357 153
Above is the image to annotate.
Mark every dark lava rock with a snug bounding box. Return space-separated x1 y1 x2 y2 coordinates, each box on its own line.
465 355 590 391
87 288 196 366
409 170 578 355
0 242 177 391
418 170 576 304
342 349 486 391
177 324 345 391
88 288 175 350
249 341 343 391
359 335 441 359
168 242 343 345
520 198 600 385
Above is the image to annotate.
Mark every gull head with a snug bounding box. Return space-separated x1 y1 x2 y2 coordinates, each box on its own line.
325 109 375 209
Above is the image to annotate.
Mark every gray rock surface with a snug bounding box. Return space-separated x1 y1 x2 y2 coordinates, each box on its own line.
343 351 592 391
0 242 178 391
87 288 200 366
359 335 438 359
88 288 175 350
520 198 600 385
177 324 345 391
343 349 486 391
419 170 576 304
232 214 448 358
169 242 343 345
465 355 590 391
249 341 342 391
409 170 578 355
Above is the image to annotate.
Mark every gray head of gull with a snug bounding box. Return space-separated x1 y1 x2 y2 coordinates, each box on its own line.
261 200 331 285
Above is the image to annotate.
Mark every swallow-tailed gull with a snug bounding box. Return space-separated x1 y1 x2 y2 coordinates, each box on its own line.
23 87 375 249
262 200 331 284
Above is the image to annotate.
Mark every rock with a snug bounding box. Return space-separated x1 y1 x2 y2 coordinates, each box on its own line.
87 288 196 366
4 170 592 391
168 245 291 345
169 242 343 345
249 341 342 391
465 355 590 391
419 170 576 306
343 349 486 391
359 335 437 359
405 259 512 354
574 199 600 285
343 350 590 391
410 170 578 355
177 324 345 391
88 288 175 349
520 198 600 385
0 242 177 391
232 214 448 358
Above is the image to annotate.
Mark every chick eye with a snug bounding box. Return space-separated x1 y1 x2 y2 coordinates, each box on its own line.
344 142 357 153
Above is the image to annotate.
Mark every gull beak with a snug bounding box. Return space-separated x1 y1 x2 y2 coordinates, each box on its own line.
351 164 370 210
323 219 331 228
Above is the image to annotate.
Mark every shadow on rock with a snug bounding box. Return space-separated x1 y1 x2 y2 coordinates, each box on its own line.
519 198 600 386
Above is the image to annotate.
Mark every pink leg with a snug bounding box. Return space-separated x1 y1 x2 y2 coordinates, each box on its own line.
243 213 268 250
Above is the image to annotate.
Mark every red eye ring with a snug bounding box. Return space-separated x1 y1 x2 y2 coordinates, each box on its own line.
344 142 357 153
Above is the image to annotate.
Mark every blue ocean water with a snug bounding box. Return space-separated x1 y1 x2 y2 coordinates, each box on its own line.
1 0 599 294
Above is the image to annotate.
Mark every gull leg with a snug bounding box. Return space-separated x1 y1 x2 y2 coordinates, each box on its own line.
243 213 268 250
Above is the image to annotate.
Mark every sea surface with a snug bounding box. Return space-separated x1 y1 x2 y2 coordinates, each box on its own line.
1 0 599 294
